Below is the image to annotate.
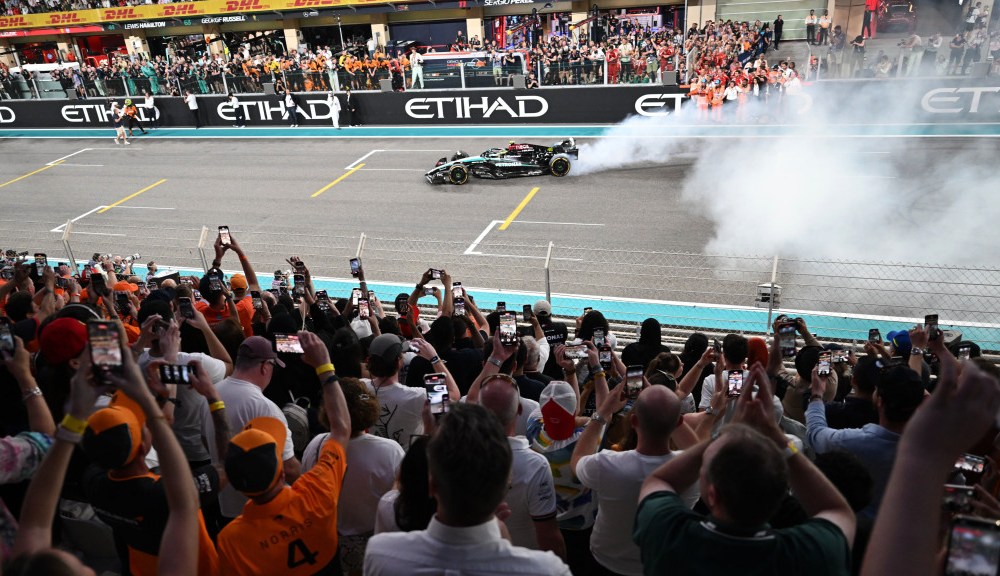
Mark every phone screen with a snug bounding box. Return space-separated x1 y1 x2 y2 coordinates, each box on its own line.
315 290 328 300
178 297 195 319
713 339 722 353
522 304 533 319
496 301 506 313
927 314 942 341
599 349 612 367
626 365 643 400
430 268 442 280
452 282 463 300
358 299 370 319
564 345 588 359
832 350 849 363
727 370 745 397
34 253 46 273
956 453 987 474
946 516 1000 576
868 329 882 344
958 345 972 361
583 307 593 315
779 323 797 358
818 351 832 377
944 485 976 515
88 320 122 372
251 290 262 310
218 226 232 246
593 329 606 348
424 373 449 415
499 313 517 346
90 272 107 296
0 324 13 355
455 297 466 317
351 288 361 306
275 333 303 354
209 277 224 292
350 258 361 277
925 314 939 329
159 364 192 385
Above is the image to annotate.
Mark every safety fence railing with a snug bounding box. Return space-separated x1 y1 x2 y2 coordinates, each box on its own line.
20 221 1000 352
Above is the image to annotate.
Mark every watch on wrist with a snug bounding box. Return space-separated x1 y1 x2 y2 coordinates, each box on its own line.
704 406 717 416
590 412 608 426
910 347 924 356
487 357 503 367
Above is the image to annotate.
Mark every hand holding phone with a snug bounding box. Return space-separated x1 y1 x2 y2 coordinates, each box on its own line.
350 258 361 278
499 313 517 346
178 297 195 319
218 226 232 246
88 320 123 382
625 365 643 400
726 370 745 397
425 373 449 415
817 351 832 377
275 333 303 353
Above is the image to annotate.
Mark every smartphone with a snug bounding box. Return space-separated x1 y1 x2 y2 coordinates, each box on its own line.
564 344 588 359
455 297 466 317
293 273 305 285
351 288 361 306
599 348 612 369
349 258 361 278
275 333 303 353
626 365 643 400
147 280 158 291
218 226 232 246
945 515 1000 576
713 339 722 353
315 290 328 300
832 349 849 363
293 278 306 297
34 253 46 276
499 312 517 346
0 323 13 356
868 328 882 344
727 370 745 397
192 289 202 300
778 322 797 358
88 320 122 379
295 260 306 272
358 298 370 319
424 373 449 415
593 329 606 348
136 281 146 292
956 453 987 475
424 286 435 296
251 290 262 310
926 313 942 341
818 351 832 377
209 277 224 292
430 268 442 280
522 304 533 320
496 301 506 313
178 296 195 319
943 485 976 515
958 344 972 361
452 282 463 300
115 291 130 313
583 307 593 316
159 364 192 385
89 272 108 296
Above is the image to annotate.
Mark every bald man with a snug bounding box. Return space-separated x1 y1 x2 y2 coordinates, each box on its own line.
478 374 566 560
570 385 700 576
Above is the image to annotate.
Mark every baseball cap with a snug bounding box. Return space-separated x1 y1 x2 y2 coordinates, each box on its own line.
113 280 138 293
83 392 146 469
885 330 912 355
539 381 578 441
238 336 286 368
533 300 552 317
225 417 287 496
369 334 403 363
39 317 88 365
230 274 248 291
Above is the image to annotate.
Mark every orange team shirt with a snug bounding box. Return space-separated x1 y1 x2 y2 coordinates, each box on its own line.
195 297 254 336
217 439 346 576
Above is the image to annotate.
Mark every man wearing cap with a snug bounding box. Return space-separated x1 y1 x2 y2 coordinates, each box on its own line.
204 335 302 522
534 300 569 381
82 390 221 575
365 403 572 575
217 331 350 575
806 363 926 518
366 333 425 449
525 379 595 576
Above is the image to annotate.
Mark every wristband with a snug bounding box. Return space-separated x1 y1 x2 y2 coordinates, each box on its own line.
591 371 606 380
209 401 226 413
588 364 602 374
784 441 800 460
60 414 88 435
315 363 335 375
487 357 503 368
429 355 441 365
55 427 83 444
322 374 340 387
21 387 43 402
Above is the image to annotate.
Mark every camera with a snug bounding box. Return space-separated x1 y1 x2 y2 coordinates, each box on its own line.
123 253 141 263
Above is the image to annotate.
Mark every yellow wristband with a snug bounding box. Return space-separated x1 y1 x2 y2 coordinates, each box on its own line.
61 414 88 435
784 441 800 459
209 401 226 413
315 363 335 376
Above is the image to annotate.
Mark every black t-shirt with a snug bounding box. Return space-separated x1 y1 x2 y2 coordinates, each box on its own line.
406 347 484 396
515 374 546 402
824 397 879 430
540 321 569 380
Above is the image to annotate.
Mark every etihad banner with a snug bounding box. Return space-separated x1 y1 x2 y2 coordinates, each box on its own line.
0 0 416 31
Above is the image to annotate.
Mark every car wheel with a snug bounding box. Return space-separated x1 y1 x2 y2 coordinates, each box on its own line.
449 164 469 185
549 154 571 177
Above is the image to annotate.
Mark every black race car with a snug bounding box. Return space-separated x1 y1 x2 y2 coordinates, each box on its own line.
425 138 579 185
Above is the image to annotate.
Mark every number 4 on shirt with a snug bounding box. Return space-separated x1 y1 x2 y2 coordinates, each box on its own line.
287 539 319 569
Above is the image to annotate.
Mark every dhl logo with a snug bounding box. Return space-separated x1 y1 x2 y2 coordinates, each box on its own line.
224 0 266 11
48 12 82 24
162 4 198 16
102 7 139 19
290 0 340 6
0 16 28 27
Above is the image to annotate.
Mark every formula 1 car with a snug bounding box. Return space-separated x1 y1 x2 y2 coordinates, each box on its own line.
425 139 579 185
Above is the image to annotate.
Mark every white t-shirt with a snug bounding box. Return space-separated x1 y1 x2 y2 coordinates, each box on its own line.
185 94 197 110
516 397 539 437
699 370 784 425
302 432 403 536
367 380 426 449
204 376 295 517
375 489 401 534
504 436 558 550
576 449 699 575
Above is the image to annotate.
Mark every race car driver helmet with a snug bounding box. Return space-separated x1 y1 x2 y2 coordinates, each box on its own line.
451 151 469 161
125 99 132 106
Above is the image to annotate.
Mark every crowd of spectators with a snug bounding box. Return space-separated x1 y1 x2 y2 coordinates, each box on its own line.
1 234 1000 576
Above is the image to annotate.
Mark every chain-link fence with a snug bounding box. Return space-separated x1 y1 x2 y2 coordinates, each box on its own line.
18 223 1000 351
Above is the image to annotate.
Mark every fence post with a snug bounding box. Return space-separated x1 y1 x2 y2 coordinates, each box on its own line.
222 72 229 95
123 78 130 97
62 220 79 275
460 63 466 89
197 226 210 272
356 232 366 259
765 254 779 335
544 241 553 303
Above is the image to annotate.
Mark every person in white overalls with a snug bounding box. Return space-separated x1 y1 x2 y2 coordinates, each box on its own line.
327 92 342 129
410 48 424 90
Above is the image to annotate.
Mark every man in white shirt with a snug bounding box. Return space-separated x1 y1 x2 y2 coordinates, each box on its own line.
366 334 426 449
571 385 698 576
410 48 424 89
364 403 571 575
327 91 342 129
203 336 302 520
478 374 565 559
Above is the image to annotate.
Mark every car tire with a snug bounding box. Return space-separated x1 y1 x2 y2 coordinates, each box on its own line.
449 164 469 185
550 154 571 177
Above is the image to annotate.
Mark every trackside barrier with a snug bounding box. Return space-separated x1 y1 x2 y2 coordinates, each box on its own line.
47 225 1000 352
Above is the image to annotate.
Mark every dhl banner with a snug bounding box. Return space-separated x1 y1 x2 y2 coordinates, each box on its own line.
0 0 413 31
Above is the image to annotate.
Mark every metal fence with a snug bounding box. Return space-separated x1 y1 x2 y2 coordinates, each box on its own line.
24 221 1000 351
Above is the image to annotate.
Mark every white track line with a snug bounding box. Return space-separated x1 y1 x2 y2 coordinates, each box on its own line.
346 149 382 170
47 148 91 165
110 206 176 210
57 163 105 167
515 220 605 226
50 206 106 232
464 220 500 255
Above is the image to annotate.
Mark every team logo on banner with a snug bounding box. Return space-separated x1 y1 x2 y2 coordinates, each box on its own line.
405 96 548 119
